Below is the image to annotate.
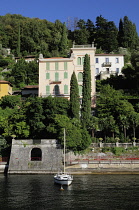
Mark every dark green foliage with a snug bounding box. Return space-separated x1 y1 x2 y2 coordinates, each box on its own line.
0 14 138 57
46 114 91 151
118 16 139 50
95 15 118 52
81 54 91 127
42 96 70 118
16 24 21 57
118 18 124 47
8 59 38 88
0 95 21 109
24 97 45 138
59 23 68 57
70 72 80 119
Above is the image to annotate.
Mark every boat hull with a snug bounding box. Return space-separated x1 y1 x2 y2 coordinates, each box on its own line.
54 174 73 186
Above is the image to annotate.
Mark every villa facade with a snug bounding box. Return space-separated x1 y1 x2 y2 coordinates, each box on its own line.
39 44 124 104
95 54 124 80
39 43 96 101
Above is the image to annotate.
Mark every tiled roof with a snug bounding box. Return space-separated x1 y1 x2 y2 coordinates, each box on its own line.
0 80 12 86
22 85 38 89
95 54 124 56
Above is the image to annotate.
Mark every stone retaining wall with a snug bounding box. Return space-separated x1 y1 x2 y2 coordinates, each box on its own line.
8 139 63 174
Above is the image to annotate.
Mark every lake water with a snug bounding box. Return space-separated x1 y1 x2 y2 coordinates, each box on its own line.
0 174 139 210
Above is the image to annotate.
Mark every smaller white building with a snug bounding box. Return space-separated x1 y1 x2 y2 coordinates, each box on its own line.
95 54 124 80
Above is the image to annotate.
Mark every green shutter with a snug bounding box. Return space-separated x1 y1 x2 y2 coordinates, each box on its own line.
55 62 59 70
46 62 50 70
64 85 68 94
55 72 59 81
64 62 67 70
64 72 68 79
46 73 50 79
46 85 50 95
77 57 81 65
82 57 85 65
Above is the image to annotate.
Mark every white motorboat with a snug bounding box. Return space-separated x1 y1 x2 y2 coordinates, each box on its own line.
54 128 73 186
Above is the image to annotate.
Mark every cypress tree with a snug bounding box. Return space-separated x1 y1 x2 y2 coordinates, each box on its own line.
118 18 124 47
59 23 68 57
81 54 91 128
70 71 80 119
16 23 21 57
122 16 139 50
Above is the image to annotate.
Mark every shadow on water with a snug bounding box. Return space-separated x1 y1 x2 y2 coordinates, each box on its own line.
0 174 139 210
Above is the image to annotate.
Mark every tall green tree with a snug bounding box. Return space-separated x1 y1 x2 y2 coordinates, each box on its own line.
73 19 89 45
59 23 68 57
16 23 21 57
81 54 91 128
118 18 124 47
95 15 118 52
121 16 139 50
70 71 80 120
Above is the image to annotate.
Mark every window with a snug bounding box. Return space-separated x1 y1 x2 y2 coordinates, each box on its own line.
77 57 81 65
46 73 50 79
64 72 68 79
82 57 85 65
55 62 59 70
105 58 109 63
96 58 99 63
64 62 68 70
78 72 83 82
64 85 68 94
106 68 109 73
116 58 119 63
46 62 50 70
46 85 50 95
116 68 119 73
96 68 99 74
31 148 42 161
54 85 60 95
55 72 59 81
78 85 82 96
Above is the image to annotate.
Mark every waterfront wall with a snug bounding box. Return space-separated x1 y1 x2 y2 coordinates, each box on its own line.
66 162 139 174
8 139 63 174
91 142 139 148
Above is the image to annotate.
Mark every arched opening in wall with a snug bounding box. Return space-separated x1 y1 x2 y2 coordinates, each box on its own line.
54 85 60 95
31 148 42 161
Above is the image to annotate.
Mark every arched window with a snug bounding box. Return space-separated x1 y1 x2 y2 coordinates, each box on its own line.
77 57 81 65
78 85 82 96
31 148 42 161
78 72 83 82
54 85 60 95
82 57 85 65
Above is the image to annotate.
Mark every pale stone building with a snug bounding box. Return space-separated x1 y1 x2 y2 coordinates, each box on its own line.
95 54 124 80
39 43 96 102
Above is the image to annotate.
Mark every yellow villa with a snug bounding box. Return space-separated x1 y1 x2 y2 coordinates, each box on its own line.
0 80 13 99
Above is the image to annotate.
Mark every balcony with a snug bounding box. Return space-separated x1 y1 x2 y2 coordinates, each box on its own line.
49 81 61 84
102 62 112 67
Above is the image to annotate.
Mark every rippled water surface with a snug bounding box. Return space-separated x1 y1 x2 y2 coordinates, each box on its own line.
0 174 139 210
